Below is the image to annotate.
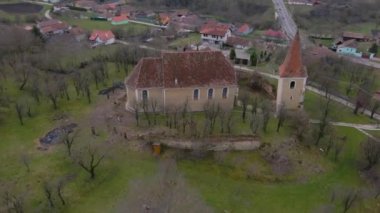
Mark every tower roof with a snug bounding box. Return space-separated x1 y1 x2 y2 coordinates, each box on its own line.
279 31 307 78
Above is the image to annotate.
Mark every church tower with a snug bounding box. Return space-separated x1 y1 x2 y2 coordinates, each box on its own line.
276 31 307 114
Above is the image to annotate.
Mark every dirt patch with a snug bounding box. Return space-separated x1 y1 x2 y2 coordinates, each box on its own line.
0 3 43 14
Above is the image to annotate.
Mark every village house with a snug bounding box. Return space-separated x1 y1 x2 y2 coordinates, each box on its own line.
225 36 252 49
342 31 367 42
158 13 170 26
111 15 129 25
336 39 362 58
170 14 203 32
234 49 251 65
125 51 238 112
36 19 71 37
235 24 253 36
276 31 307 114
371 30 380 45
263 29 286 43
200 21 232 45
89 30 115 46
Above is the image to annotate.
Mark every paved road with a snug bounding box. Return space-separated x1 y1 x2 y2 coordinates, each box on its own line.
272 0 297 39
44 9 52 19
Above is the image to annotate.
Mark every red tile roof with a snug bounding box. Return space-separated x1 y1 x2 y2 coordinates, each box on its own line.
264 29 285 38
112 15 129 22
226 36 252 47
237 24 251 34
89 30 115 42
126 51 237 89
342 31 365 39
279 31 307 78
37 19 70 34
200 21 231 37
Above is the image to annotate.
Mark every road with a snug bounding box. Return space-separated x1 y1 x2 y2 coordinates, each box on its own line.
272 0 297 39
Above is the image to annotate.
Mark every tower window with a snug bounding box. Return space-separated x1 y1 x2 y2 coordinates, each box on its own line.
193 89 199 100
222 87 228 99
142 90 148 102
290 81 296 89
208 88 214 99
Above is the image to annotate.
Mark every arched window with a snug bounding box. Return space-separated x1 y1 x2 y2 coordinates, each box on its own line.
193 89 199 100
290 81 296 89
208 88 214 99
142 90 148 102
222 87 228 99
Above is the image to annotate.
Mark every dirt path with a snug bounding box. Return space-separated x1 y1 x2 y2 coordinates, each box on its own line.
161 139 260 151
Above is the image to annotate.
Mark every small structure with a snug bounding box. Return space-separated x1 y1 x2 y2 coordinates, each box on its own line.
263 29 286 43
342 31 367 42
225 36 252 49
200 21 232 45
235 49 251 65
236 23 253 36
125 51 238 112
336 39 362 58
111 15 129 25
89 30 115 46
36 19 71 37
276 31 307 114
371 30 380 44
170 14 203 32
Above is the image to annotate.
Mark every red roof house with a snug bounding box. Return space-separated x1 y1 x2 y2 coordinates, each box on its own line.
37 19 71 37
89 30 115 45
236 24 253 36
200 21 232 44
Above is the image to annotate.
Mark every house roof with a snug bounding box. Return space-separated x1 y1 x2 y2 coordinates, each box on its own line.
70 26 86 35
339 39 358 48
126 51 237 89
279 31 307 78
112 15 129 22
237 24 251 34
264 29 285 38
342 31 365 39
235 49 250 60
37 19 70 34
200 21 231 37
89 30 115 42
226 36 251 47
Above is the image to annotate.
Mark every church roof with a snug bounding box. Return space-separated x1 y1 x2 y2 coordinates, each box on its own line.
279 31 307 78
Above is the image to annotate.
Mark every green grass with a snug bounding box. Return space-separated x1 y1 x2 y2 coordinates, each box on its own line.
304 91 375 124
169 33 201 48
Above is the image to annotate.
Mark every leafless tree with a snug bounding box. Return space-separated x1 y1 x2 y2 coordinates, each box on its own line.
203 102 220 134
20 153 31 173
226 111 234 134
133 102 140 127
342 189 359 213
261 100 271 132
276 104 287 133
76 145 105 179
370 100 380 119
250 112 261 134
63 130 78 157
360 137 380 170
288 111 310 142
240 92 250 123
2 190 24 213
43 182 55 208
15 100 25 125
316 97 331 145
142 100 151 126
151 99 159 126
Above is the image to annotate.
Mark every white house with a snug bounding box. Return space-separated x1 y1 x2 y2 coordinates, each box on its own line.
89 30 115 46
200 21 232 45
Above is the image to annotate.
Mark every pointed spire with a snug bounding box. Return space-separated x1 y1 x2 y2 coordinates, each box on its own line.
279 31 307 78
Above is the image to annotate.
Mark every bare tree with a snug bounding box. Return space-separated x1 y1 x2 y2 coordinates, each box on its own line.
261 100 271 132
43 182 55 208
20 153 31 173
316 97 331 145
151 99 159 126
76 145 105 179
342 190 358 213
370 100 380 119
240 92 250 123
2 190 24 213
333 136 346 162
360 137 380 170
15 101 25 125
276 104 287 133
63 130 78 157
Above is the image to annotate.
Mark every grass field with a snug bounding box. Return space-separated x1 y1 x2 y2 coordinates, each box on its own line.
169 33 201 49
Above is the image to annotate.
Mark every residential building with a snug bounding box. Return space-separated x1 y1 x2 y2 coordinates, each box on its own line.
236 24 253 36
200 21 232 45
158 13 170 25
263 29 286 43
342 31 367 42
36 19 71 37
89 30 115 46
69 27 86 41
225 36 252 49
125 51 238 112
111 15 129 25
276 31 307 114
234 49 251 65
336 39 362 58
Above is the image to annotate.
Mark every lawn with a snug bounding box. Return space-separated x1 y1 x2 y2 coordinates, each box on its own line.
169 33 201 49
304 91 375 124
